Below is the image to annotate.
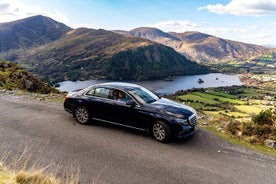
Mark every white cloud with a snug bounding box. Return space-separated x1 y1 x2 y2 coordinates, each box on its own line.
150 20 201 32
198 0 276 16
242 33 272 39
150 20 251 35
0 0 68 23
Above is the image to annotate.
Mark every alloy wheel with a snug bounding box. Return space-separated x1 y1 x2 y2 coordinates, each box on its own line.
75 107 89 124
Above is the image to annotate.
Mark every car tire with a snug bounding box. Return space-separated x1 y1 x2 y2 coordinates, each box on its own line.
152 121 171 143
75 106 90 124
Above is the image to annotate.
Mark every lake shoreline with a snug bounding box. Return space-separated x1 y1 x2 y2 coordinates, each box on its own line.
57 73 243 94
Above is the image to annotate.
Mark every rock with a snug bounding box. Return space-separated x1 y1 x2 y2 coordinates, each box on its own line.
264 139 276 149
217 126 223 131
21 77 36 91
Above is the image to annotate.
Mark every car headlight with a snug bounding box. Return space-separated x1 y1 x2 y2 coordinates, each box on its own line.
175 118 189 125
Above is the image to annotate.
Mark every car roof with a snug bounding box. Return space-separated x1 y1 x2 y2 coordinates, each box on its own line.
94 82 141 90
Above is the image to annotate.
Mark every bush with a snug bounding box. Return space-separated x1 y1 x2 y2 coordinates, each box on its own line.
254 125 271 141
252 108 274 125
227 120 241 135
272 128 276 139
242 122 255 136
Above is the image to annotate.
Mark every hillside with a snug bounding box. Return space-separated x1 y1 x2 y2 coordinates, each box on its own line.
16 28 210 82
0 15 72 61
0 60 57 93
118 27 276 63
129 27 179 41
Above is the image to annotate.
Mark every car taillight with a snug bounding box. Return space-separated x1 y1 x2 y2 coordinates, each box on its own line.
65 94 70 99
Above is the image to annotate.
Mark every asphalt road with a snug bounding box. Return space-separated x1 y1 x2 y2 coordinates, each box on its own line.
0 95 275 184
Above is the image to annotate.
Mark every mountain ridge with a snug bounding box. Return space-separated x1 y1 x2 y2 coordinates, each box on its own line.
0 15 72 60
115 27 275 63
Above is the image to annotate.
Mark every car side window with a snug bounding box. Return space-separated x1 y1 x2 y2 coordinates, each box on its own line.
113 89 131 103
94 87 110 99
86 88 95 96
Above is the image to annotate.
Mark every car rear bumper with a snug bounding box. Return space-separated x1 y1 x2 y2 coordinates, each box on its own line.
63 101 75 114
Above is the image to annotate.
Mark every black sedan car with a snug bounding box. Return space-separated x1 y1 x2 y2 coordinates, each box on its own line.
64 82 198 142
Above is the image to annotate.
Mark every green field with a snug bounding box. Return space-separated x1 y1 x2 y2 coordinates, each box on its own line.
235 105 263 114
171 84 276 155
176 86 273 120
178 91 244 107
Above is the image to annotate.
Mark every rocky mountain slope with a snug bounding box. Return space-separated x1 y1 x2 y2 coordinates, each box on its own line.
0 60 57 93
115 27 276 63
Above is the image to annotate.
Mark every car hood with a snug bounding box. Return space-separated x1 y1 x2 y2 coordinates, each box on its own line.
148 98 195 118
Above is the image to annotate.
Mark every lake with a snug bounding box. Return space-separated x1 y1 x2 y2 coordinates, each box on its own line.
57 73 242 94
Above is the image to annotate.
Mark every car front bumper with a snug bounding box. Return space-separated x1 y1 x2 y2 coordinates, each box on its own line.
177 125 198 138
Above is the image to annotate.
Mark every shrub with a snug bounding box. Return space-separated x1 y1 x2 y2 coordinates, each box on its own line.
242 122 255 136
272 128 276 139
254 125 271 140
252 108 274 125
227 120 241 135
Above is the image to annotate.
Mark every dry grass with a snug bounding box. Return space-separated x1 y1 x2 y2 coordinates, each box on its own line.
0 144 97 184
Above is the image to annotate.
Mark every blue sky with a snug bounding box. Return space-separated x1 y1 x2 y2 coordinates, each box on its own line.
1 0 276 46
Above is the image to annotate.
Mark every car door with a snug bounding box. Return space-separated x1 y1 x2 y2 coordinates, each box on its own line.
85 87 116 121
110 90 154 130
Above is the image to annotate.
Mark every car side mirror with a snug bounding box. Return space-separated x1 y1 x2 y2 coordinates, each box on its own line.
126 100 137 107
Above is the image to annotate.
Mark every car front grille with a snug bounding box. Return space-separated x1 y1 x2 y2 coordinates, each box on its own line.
188 113 197 126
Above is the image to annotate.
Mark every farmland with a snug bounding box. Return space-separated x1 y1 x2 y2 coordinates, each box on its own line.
168 74 276 155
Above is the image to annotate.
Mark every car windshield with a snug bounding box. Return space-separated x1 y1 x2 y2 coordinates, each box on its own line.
126 87 159 104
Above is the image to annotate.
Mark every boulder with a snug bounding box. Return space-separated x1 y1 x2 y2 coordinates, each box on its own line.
264 139 276 149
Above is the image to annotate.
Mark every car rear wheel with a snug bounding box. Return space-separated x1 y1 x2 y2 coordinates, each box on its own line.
152 121 171 142
75 106 90 124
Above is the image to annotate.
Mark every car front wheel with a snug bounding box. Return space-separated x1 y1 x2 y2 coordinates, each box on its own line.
152 121 171 142
75 106 90 124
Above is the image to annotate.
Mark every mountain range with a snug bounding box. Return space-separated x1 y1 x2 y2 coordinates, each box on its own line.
0 15 274 83
0 15 211 83
113 27 275 63
18 27 211 82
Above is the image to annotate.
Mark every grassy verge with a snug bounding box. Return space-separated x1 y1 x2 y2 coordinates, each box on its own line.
0 165 58 184
0 145 88 184
0 165 12 184
204 125 276 157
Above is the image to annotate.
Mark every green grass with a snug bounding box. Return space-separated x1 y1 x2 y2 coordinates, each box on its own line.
179 92 244 106
207 110 249 117
179 94 219 105
206 90 237 99
193 92 244 104
235 105 263 114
